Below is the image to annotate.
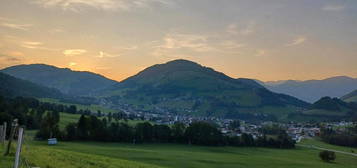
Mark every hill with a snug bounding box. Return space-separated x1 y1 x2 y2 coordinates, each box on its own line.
0 72 62 98
1 64 118 96
292 97 357 121
261 76 357 103
99 59 309 121
341 90 357 103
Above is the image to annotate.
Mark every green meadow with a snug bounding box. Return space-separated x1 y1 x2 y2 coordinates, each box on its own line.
1 136 356 168
39 98 116 113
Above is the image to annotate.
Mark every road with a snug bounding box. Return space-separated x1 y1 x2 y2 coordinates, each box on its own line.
297 144 357 157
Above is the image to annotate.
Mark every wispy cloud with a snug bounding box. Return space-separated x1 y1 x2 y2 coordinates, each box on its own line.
68 62 77 66
32 0 174 12
20 41 58 51
322 5 345 11
96 51 120 58
49 28 65 33
226 22 255 36
220 41 245 49
0 51 24 62
63 49 87 56
122 45 138 50
255 49 266 57
158 33 213 52
286 36 306 46
0 23 32 31
21 41 43 49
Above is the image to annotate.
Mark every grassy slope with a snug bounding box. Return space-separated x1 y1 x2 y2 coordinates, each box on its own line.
300 138 357 153
344 96 357 103
59 112 148 129
39 98 116 113
1 136 357 168
59 112 81 129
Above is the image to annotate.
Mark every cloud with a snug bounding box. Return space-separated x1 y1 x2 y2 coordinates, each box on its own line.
32 0 174 12
68 62 77 66
63 49 87 56
255 49 266 57
49 28 65 33
20 41 58 51
286 36 306 46
122 45 138 50
0 51 24 62
0 23 32 31
226 22 255 36
220 41 245 49
158 33 213 52
21 41 43 49
322 5 345 11
96 51 119 58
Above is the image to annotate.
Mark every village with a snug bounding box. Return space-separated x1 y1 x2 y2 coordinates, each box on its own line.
115 105 355 143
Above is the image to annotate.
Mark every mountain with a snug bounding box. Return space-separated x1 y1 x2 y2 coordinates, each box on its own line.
99 59 309 121
261 76 357 103
341 90 357 103
0 72 62 98
1 64 118 96
293 97 357 121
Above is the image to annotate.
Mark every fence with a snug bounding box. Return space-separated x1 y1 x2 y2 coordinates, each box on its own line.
1 119 28 168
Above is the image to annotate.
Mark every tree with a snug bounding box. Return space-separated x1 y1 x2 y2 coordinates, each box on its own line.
135 122 153 143
65 123 77 141
184 121 223 146
153 124 171 143
171 122 186 143
67 105 77 114
108 112 113 123
77 115 90 140
36 111 61 139
319 150 336 162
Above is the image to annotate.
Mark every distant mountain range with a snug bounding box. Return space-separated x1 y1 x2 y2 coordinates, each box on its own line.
258 76 357 103
0 72 62 98
1 64 117 96
2 60 356 121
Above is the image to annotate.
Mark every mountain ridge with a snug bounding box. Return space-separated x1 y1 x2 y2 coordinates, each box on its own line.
98 59 309 121
259 76 357 103
1 64 118 96
0 72 62 98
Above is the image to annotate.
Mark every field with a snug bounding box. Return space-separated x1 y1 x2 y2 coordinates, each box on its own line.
300 138 357 153
1 135 357 168
39 98 116 113
58 112 149 130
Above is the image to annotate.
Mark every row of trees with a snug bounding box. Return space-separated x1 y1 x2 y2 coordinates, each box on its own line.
37 114 295 148
1 96 295 148
320 126 357 147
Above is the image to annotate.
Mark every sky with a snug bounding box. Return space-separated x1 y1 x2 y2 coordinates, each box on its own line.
0 0 356 82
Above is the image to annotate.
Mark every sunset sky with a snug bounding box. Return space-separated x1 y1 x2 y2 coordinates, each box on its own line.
1 0 356 82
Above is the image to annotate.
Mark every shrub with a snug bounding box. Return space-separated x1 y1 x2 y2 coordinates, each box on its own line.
319 150 336 162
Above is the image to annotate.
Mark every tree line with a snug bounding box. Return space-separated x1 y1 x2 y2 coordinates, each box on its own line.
320 126 357 147
36 113 295 148
0 96 295 148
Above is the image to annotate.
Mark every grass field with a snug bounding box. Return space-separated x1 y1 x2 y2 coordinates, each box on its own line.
58 112 149 130
39 98 117 113
300 138 357 153
1 136 356 168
